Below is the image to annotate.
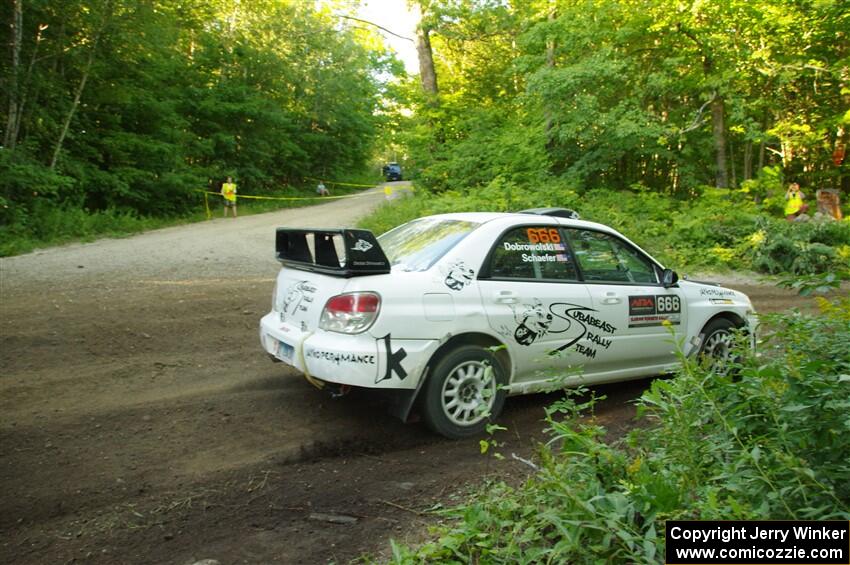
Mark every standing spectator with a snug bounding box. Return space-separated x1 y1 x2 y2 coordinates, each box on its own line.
784 182 808 221
221 176 238 218
316 181 330 196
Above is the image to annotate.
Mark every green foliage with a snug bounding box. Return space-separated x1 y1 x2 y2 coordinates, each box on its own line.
0 0 399 253
749 219 850 275
362 184 850 275
404 0 849 204
0 202 185 257
388 305 850 563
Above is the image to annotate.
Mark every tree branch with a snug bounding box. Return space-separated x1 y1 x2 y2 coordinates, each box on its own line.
679 92 716 135
335 14 414 42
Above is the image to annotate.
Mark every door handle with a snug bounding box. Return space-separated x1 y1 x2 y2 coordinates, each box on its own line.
494 290 519 304
601 292 621 305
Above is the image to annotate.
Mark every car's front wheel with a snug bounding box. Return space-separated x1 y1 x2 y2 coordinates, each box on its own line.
421 345 507 439
697 318 739 374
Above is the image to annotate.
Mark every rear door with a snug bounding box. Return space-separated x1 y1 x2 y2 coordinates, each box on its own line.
478 225 594 383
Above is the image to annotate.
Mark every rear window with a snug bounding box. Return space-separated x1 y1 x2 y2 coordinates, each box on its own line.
378 218 480 272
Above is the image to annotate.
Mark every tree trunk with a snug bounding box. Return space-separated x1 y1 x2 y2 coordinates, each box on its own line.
743 141 753 180
49 3 111 170
49 48 95 169
711 95 728 188
3 0 23 150
416 25 438 97
729 138 737 188
13 24 46 146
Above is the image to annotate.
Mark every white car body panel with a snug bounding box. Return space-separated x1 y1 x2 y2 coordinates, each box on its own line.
259 211 757 408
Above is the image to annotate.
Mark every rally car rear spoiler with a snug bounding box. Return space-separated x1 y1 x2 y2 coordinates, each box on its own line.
275 228 391 277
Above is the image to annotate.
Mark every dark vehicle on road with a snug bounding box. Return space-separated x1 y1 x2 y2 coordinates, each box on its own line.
383 162 402 181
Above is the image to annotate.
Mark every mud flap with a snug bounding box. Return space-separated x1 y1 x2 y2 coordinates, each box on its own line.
383 367 430 422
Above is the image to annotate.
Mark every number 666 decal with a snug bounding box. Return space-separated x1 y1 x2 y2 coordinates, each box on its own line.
526 228 561 244
656 295 680 313
629 295 681 315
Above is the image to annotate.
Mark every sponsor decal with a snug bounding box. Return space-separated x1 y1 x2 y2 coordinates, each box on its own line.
699 287 736 297
511 300 553 346
710 297 734 305
280 280 317 321
550 304 617 359
305 349 375 365
375 334 408 384
628 294 682 327
443 260 475 291
352 239 374 252
506 301 619 360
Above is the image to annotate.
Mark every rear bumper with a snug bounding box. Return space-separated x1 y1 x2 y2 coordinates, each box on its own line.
259 312 436 390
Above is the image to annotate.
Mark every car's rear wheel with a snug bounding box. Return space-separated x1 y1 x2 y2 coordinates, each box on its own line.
421 345 507 439
697 318 738 374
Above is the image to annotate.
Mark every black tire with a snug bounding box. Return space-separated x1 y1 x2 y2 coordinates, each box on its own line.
421 345 508 439
697 318 738 374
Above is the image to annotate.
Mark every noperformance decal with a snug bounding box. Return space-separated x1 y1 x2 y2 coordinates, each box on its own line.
305 349 376 366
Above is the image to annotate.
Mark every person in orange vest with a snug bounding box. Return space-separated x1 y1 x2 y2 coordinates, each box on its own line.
221 176 237 218
784 182 808 221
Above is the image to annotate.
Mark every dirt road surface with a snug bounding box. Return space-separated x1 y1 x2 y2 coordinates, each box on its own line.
0 186 821 564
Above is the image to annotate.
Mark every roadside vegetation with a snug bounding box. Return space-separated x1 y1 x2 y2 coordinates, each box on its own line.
387 290 850 563
0 171 380 257
361 181 850 276
363 0 850 561
0 1 401 256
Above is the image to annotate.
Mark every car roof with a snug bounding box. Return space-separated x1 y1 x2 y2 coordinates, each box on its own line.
422 211 619 234
395 212 664 269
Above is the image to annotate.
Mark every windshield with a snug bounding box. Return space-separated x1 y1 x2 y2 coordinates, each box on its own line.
377 218 481 272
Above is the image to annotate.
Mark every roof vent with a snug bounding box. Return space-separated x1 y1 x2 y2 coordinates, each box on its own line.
518 207 580 220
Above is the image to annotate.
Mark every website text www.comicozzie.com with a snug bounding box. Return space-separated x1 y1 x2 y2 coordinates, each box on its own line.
672 546 844 562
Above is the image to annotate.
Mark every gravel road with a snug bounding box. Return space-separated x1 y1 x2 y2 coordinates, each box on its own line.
0 186 822 564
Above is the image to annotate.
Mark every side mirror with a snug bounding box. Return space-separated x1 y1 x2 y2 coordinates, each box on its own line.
662 269 679 288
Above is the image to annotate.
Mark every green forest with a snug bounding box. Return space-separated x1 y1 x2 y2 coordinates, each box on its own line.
0 0 400 254
2 0 849 270
363 0 849 278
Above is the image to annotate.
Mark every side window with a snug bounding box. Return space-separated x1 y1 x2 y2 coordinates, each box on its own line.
566 229 657 284
488 227 579 281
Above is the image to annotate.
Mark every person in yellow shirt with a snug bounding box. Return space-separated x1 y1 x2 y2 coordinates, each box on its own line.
784 182 808 221
221 176 237 218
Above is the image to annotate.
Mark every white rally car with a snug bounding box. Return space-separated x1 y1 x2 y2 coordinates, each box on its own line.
260 208 757 438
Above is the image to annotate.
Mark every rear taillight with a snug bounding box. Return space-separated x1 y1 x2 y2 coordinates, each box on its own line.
319 292 380 334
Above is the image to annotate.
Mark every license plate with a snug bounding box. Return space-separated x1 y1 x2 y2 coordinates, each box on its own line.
277 340 294 361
